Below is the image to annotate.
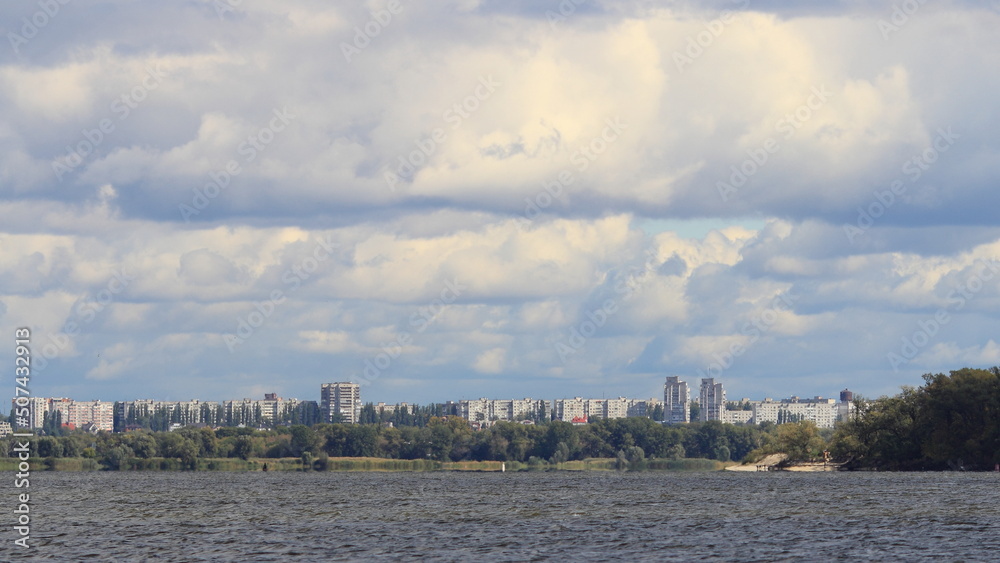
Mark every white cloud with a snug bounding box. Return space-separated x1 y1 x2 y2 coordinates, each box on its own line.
0 1 998 403
473 347 506 374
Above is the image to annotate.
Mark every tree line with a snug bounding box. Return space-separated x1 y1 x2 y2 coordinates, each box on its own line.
830 367 1000 470
2 416 788 469
6 366 995 471
115 402 322 432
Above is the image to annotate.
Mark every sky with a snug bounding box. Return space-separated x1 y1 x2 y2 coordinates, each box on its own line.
1 0 999 408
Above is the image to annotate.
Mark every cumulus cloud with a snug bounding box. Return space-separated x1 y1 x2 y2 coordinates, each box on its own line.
0 0 998 404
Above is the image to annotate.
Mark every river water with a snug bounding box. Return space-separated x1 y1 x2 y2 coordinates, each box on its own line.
17 470 1000 561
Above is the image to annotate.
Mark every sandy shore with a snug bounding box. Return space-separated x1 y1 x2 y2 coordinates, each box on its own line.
782 462 842 472
725 453 787 471
726 453 844 472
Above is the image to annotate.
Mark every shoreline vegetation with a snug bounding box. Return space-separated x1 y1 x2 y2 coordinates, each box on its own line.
0 456 729 472
3 367 997 472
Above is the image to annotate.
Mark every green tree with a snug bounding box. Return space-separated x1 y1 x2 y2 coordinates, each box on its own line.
649 404 664 422
665 443 685 460
625 445 646 470
232 436 254 460
101 445 132 470
42 410 64 436
615 449 628 471
359 403 378 425
550 441 571 464
542 421 580 460
60 435 85 458
772 421 825 461
831 391 922 469
689 401 700 422
345 425 379 457
289 425 320 456
37 437 63 458
917 368 1000 469
128 433 158 459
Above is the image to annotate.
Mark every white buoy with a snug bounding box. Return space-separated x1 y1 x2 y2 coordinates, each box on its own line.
501 462 506 473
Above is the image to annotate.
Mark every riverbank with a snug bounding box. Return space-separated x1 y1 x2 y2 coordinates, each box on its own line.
0 456 729 472
725 453 844 472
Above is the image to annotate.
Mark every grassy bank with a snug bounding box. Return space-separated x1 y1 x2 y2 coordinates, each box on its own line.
0 456 728 472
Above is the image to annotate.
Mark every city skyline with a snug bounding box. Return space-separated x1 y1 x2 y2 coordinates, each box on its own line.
9 375 855 431
3 375 859 415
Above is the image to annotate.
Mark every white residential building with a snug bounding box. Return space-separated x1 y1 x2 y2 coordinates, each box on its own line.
11 398 114 432
700 378 726 421
604 397 630 419
321 382 362 424
65 400 115 432
458 398 549 422
553 398 588 422
627 398 661 418
664 376 690 424
374 402 417 415
717 394 855 429
552 397 662 422
17 397 52 429
750 397 840 428
722 409 754 425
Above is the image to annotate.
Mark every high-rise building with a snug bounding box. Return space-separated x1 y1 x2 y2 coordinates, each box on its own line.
115 395 315 430
552 397 661 422
65 400 115 432
458 398 549 422
10 398 114 432
699 378 726 421
9 397 50 429
664 376 690 424
321 382 361 424
838 389 855 423
626 398 661 418
750 397 839 428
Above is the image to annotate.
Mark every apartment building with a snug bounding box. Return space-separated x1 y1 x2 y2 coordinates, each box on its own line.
664 376 690 424
458 398 549 422
719 393 856 429
552 397 662 422
11 398 114 432
321 382 361 424
700 378 727 421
